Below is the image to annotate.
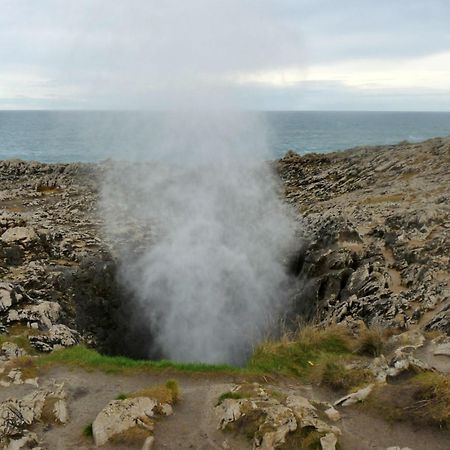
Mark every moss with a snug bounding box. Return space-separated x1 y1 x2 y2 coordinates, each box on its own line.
83 423 93 437
165 379 180 402
217 391 244 405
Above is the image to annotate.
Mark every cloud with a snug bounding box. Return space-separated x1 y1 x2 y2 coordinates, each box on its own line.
0 0 449 109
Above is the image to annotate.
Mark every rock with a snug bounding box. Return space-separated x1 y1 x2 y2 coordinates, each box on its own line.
320 433 338 450
434 342 450 357
0 390 48 438
324 407 341 422
4 431 39 450
1 227 38 247
29 324 80 352
142 436 155 450
386 447 412 450
7 301 61 330
53 399 69 424
0 342 27 361
254 404 297 449
92 397 158 446
0 283 25 312
335 384 374 407
217 398 253 430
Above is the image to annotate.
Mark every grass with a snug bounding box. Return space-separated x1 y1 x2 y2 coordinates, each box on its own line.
248 325 353 379
361 371 450 428
217 391 244 405
83 423 93 437
35 344 247 375
0 324 41 355
309 356 373 391
127 379 180 405
362 193 404 205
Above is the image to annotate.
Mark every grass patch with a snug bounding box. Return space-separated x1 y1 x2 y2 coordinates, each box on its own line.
110 425 152 445
362 193 404 205
310 356 373 391
128 384 176 405
2 355 39 380
248 325 353 379
361 372 450 428
0 325 41 355
217 391 244 405
83 423 93 437
115 393 127 400
36 345 248 375
354 327 384 357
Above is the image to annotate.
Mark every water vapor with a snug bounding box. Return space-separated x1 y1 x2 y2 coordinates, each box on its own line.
101 112 297 364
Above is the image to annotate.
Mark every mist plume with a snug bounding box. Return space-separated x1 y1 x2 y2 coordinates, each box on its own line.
100 112 298 364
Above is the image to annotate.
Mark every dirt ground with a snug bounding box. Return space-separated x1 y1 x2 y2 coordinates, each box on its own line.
2 365 447 450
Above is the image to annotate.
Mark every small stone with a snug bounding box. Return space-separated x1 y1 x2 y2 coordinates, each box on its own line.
320 433 338 450
324 407 341 422
434 342 450 357
335 384 374 407
142 436 155 450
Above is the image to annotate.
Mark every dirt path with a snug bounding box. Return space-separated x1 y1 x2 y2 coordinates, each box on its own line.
3 365 450 449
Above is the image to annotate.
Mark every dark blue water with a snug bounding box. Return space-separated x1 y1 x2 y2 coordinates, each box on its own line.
0 111 449 162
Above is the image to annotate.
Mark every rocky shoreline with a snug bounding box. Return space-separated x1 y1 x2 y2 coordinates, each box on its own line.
0 136 449 449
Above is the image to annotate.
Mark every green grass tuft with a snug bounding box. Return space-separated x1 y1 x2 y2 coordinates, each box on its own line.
36 345 247 375
217 391 244 405
83 423 93 437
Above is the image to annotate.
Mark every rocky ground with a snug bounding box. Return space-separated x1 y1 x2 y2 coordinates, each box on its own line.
0 136 448 449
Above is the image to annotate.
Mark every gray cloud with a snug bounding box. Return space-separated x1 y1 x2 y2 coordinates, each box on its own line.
1 0 450 109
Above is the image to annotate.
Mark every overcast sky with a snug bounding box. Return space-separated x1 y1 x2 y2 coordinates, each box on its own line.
1 0 450 110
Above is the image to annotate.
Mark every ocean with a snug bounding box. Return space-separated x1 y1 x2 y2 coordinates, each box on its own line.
0 111 449 163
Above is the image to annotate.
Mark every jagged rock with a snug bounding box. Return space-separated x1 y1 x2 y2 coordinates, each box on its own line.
92 397 158 446
434 341 450 357
0 390 48 438
1 227 38 247
0 342 27 361
29 324 80 352
216 386 341 449
7 301 60 330
324 407 341 422
320 433 338 450
335 384 374 407
142 436 155 450
4 431 40 450
53 399 68 424
0 283 25 312
386 447 412 450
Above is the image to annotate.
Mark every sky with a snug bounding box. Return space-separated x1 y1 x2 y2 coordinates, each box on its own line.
1 0 450 111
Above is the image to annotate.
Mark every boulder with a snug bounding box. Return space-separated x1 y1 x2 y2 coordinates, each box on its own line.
335 384 374 407
92 397 158 446
1 227 38 247
29 324 80 352
8 301 61 330
0 342 27 361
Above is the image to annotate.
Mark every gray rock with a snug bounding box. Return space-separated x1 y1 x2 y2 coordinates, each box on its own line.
1 227 38 247
92 397 158 446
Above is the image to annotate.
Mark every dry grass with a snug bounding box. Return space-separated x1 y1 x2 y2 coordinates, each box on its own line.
127 379 180 405
109 425 152 445
2 356 39 380
40 397 58 424
309 356 374 391
361 372 450 428
362 194 404 205
354 327 385 357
